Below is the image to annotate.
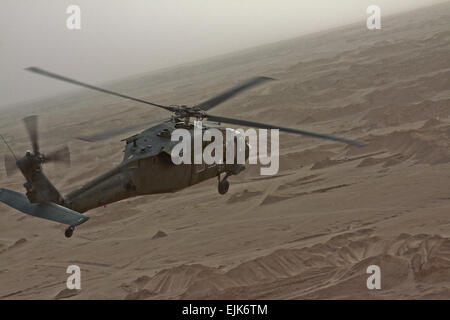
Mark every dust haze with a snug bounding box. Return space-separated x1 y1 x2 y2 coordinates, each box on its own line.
0 0 446 108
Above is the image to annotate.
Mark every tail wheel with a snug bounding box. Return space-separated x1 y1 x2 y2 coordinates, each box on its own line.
65 226 74 238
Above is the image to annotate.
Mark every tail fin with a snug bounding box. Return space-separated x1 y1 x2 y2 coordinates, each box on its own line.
0 188 89 227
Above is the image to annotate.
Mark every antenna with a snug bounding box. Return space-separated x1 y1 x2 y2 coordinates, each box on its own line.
0 134 18 161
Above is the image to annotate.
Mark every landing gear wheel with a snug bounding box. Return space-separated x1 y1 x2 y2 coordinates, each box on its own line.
218 179 230 195
65 226 74 238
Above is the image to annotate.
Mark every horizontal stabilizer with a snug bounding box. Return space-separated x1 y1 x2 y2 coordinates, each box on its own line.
0 188 89 227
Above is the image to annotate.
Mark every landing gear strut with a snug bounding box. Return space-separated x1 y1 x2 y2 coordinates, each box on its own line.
218 173 230 195
65 226 74 238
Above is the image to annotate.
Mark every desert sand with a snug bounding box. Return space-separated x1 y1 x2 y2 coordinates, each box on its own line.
0 2 449 299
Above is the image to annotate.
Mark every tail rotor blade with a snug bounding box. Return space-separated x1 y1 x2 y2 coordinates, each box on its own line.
45 145 71 167
23 115 39 154
4 154 18 177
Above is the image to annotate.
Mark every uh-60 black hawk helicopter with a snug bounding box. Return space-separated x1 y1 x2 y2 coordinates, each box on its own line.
0 67 366 238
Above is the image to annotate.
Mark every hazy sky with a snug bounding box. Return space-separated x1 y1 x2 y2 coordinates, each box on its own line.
0 0 445 108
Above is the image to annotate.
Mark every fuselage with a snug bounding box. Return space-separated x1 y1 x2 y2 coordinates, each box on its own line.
64 119 247 213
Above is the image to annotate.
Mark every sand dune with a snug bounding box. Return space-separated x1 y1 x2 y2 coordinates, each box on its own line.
0 2 449 299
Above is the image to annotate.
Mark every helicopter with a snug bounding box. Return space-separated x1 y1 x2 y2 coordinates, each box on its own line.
0 67 366 238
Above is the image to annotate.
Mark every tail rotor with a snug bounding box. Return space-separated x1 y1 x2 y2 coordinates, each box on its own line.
1 115 71 177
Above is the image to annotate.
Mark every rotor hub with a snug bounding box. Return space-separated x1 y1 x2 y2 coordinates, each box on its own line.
171 105 206 121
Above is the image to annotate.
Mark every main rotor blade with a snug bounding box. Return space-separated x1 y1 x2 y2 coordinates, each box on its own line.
78 118 171 142
25 67 174 112
206 115 367 147
45 145 71 167
4 154 18 177
23 115 39 154
196 76 274 111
